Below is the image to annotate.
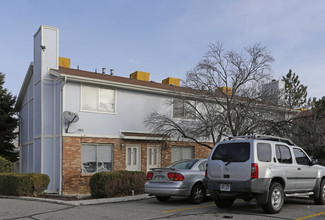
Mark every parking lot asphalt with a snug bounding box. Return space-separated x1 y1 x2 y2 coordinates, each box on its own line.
1 195 325 219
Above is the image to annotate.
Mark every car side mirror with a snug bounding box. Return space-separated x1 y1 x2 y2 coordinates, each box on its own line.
311 159 318 165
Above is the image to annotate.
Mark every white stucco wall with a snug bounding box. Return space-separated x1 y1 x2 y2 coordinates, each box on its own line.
20 25 60 193
63 81 171 137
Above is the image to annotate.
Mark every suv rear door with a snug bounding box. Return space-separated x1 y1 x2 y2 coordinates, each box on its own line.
275 144 297 192
208 141 251 182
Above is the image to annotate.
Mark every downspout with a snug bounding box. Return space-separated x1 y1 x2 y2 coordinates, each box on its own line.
59 76 67 195
18 112 22 173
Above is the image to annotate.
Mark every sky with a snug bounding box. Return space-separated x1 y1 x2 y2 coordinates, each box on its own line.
0 0 324 100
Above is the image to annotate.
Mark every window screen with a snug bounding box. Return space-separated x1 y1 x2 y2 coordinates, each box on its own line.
81 84 115 113
172 99 196 119
171 146 194 162
81 144 113 174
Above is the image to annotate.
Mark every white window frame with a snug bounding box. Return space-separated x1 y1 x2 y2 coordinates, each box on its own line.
147 145 161 170
126 144 141 171
80 83 117 114
81 143 114 174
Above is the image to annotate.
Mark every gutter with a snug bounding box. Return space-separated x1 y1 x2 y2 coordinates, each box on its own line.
59 76 67 195
49 69 66 195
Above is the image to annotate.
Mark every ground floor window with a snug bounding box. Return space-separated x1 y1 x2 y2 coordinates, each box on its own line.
81 143 113 174
171 146 194 162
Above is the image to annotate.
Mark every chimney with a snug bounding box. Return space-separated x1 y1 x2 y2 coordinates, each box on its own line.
59 57 70 68
130 71 150 81
102 68 106 74
162 77 180 87
110 69 114 75
220 87 232 95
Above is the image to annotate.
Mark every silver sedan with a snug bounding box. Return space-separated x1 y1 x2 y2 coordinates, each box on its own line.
145 158 208 204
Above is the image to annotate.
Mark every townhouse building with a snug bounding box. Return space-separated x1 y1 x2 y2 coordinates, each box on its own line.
16 25 211 195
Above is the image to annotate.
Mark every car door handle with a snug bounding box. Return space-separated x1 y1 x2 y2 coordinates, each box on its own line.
297 168 301 170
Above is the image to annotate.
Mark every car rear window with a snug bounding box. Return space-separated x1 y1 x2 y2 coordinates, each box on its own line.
166 159 198 169
212 142 250 162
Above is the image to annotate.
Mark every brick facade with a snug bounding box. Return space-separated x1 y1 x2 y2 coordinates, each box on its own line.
62 136 212 195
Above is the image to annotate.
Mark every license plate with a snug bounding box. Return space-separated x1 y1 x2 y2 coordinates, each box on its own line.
220 184 231 191
154 175 164 182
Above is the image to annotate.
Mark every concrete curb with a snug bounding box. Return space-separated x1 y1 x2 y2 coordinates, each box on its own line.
0 194 154 206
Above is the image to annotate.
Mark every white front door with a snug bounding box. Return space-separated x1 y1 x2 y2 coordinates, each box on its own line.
147 145 161 170
126 145 141 171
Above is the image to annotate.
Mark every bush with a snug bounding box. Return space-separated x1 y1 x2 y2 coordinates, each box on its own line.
90 171 146 198
0 173 49 196
0 156 13 173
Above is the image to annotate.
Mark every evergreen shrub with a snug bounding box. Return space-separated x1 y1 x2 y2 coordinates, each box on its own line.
0 173 49 196
0 156 13 173
90 171 146 198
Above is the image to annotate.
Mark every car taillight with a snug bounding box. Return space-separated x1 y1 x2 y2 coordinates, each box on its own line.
167 173 184 181
146 172 154 180
205 163 208 177
251 163 258 179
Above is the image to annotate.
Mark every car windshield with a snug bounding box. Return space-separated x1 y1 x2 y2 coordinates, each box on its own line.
166 159 198 169
212 142 250 162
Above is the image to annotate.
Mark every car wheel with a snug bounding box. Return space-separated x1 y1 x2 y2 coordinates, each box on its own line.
262 182 284 214
314 179 325 205
214 197 235 208
189 184 205 204
155 196 170 202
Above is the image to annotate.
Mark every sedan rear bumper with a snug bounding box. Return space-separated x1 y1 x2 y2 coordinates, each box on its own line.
145 182 190 196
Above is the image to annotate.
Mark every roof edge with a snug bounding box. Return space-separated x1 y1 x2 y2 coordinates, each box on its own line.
16 62 34 109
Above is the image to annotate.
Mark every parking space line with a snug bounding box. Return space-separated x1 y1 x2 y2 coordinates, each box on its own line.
296 211 325 220
162 203 215 213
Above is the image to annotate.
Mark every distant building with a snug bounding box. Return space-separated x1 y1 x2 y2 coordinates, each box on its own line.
262 80 286 106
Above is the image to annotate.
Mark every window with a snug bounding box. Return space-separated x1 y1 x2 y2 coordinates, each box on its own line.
171 146 194 162
172 99 196 119
257 143 272 162
276 145 292 164
166 159 198 169
81 84 115 113
81 144 113 174
294 148 311 165
212 143 250 162
198 161 208 171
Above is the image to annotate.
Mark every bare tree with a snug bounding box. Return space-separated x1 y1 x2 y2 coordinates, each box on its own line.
145 42 295 148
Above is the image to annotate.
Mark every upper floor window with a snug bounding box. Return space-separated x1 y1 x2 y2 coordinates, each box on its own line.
81 84 116 113
172 99 196 119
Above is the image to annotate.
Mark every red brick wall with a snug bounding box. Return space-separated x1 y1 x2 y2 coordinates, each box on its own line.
61 136 213 195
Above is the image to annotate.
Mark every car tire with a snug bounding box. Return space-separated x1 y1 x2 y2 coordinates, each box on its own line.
262 182 284 214
155 196 170 202
188 184 205 204
214 197 235 208
314 179 325 205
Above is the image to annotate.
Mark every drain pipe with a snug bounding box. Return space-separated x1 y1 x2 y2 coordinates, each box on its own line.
59 76 67 195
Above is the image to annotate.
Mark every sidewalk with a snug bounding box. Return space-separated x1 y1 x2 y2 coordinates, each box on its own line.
0 194 154 206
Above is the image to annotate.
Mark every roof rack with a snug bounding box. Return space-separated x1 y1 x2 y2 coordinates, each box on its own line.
225 134 295 146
